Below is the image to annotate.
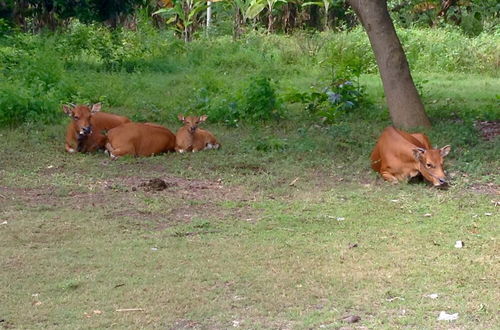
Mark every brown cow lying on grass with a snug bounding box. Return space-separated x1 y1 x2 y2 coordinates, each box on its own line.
63 103 130 153
175 114 220 153
370 126 451 188
105 122 176 160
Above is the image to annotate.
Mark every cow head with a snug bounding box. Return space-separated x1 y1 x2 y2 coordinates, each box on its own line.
63 103 101 138
413 145 451 188
178 114 208 134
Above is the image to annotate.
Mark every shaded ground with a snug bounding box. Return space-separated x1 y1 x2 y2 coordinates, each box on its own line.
475 120 500 141
0 172 260 231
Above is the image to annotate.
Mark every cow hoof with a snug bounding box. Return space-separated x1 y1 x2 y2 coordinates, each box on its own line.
68 148 75 153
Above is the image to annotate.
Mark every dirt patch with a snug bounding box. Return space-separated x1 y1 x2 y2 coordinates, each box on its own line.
140 178 176 191
468 182 500 195
0 175 261 230
475 120 500 141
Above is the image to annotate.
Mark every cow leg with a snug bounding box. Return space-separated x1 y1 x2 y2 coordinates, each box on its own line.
380 171 399 183
105 142 118 160
106 143 135 160
65 143 76 153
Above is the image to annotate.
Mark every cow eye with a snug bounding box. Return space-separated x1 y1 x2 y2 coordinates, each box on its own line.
73 116 79 120
426 163 433 168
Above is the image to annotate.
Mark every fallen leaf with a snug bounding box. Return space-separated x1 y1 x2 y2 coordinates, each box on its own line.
437 311 458 321
115 308 144 312
289 177 299 186
423 213 432 217
386 296 404 302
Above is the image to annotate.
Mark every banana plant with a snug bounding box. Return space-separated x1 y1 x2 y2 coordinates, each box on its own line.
302 0 340 30
246 0 288 33
231 0 252 39
153 0 208 42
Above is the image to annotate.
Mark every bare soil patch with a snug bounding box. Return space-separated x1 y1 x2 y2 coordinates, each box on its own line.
0 175 261 229
475 120 500 141
468 182 500 195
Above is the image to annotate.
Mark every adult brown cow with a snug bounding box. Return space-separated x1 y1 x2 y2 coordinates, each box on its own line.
105 122 176 160
370 126 451 187
63 103 130 153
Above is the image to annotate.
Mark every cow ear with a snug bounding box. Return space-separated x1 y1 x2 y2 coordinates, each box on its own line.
412 147 425 160
440 145 451 157
62 105 73 116
178 114 185 122
91 103 102 113
199 115 208 122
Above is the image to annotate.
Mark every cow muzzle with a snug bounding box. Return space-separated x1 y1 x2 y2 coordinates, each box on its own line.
79 126 92 136
434 178 449 189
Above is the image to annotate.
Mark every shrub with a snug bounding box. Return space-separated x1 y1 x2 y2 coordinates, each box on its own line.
0 35 69 126
239 75 281 122
284 79 367 124
191 74 282 126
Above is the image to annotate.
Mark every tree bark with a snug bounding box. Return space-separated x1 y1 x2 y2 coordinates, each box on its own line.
348 0 431 128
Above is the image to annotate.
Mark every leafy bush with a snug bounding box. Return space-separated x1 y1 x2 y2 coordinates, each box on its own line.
239 75 281 121
57 20 182 73
188 74 282 126
0 35 70 126
284 79 367 124
243 135 289 152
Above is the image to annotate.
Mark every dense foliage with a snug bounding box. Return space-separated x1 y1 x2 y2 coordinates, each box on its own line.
1 0 498 36
0 22 498 127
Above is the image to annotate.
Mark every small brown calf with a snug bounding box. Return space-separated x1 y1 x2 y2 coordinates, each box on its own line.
175 114 220 153
105 122 176 160
370 126 451 187
63 103 130 153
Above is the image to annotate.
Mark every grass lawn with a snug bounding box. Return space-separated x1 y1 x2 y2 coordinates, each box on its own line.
0 72 498 329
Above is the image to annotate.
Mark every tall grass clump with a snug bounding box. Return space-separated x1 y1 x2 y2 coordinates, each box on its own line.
0 34 71 126
397 27 500 75
57 20 183 73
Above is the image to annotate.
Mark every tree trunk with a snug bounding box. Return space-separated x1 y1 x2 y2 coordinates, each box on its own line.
233 8 244 40
348 0 431 128
267 6 274 33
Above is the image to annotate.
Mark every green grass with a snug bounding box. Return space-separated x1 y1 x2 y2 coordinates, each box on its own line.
1 74 499 328
0 28 499 328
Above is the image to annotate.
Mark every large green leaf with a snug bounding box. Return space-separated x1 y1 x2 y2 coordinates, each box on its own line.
302 1 324 7
246 1 266 19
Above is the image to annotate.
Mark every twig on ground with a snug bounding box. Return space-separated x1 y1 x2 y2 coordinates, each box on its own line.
115 308 144 312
